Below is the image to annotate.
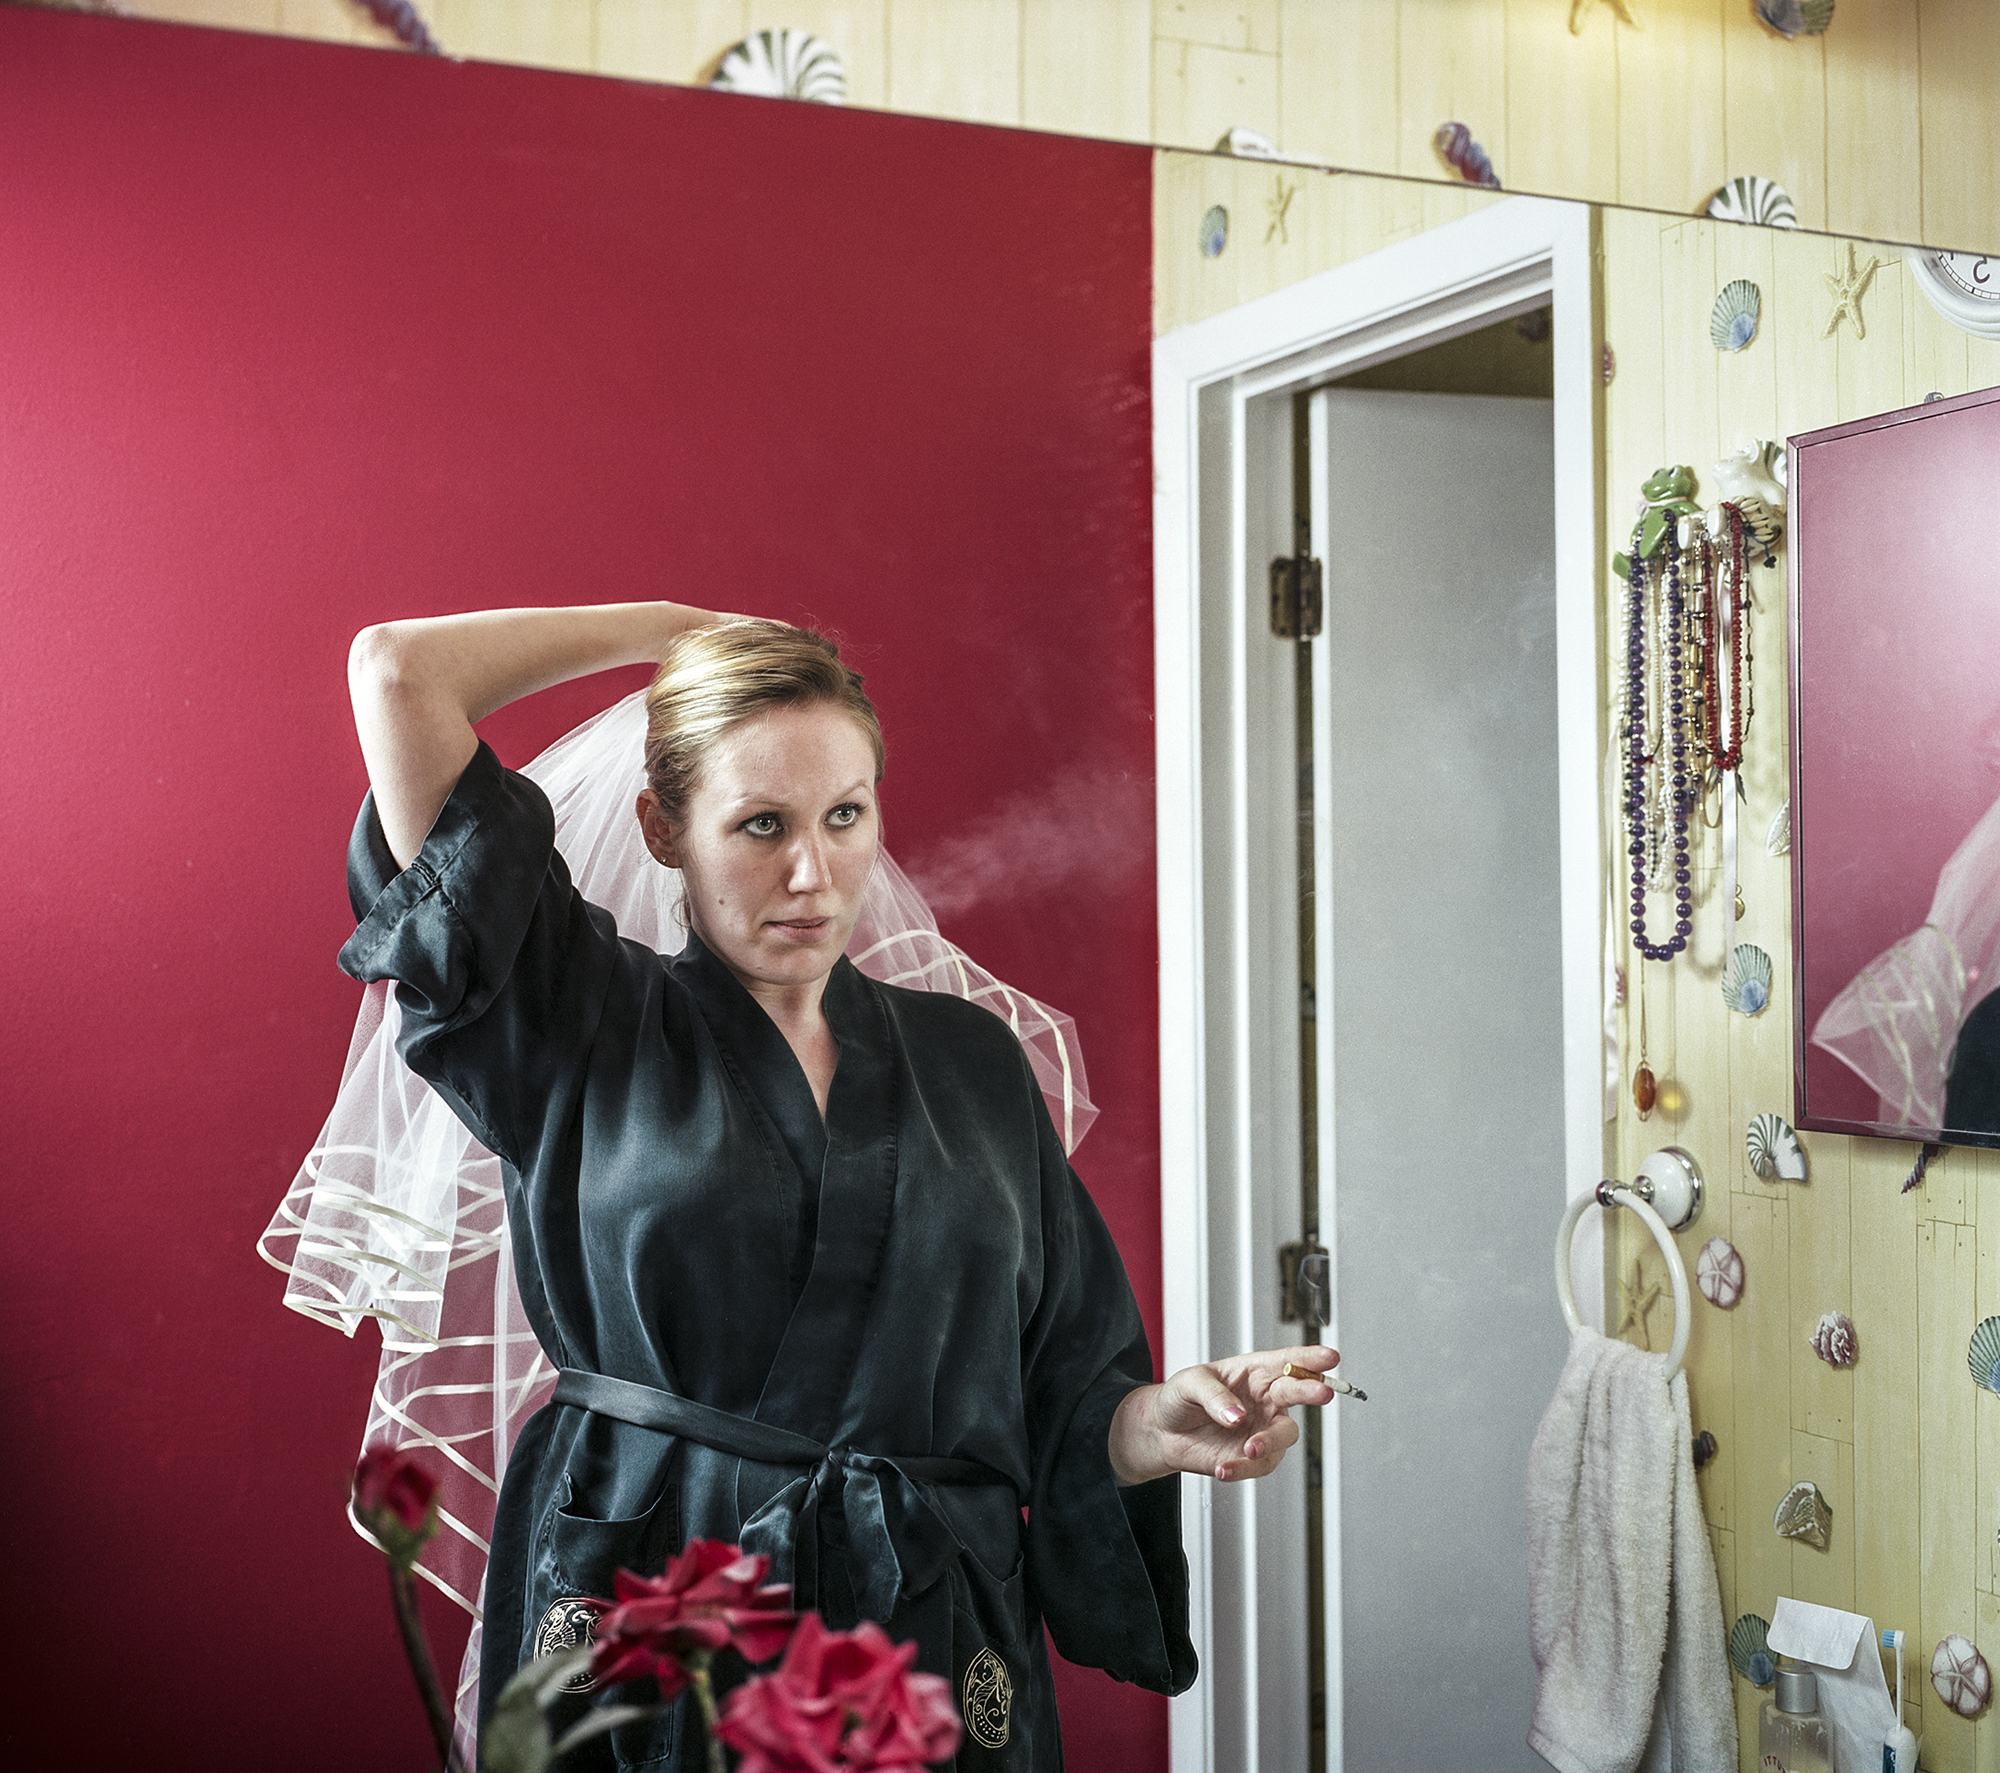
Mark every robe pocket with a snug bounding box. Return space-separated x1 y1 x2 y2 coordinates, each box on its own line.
540 1470 683 1598
949 1552 1032 1768
532 1476 684 1772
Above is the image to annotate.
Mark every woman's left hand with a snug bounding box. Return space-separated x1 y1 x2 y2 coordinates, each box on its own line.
1107 1345 1340 1486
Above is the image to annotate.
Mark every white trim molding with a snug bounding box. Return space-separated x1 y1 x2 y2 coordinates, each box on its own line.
1152 196 1605 1773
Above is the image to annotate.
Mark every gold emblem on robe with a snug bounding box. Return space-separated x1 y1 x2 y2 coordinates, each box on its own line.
962 1645 1012 1749
534 1596 601 1692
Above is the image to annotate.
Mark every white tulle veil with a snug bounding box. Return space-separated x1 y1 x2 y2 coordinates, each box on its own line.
1810 790 2000 1129
257 690 1098 1741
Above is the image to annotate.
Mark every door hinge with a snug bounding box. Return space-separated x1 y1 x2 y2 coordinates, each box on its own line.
1269 553 1323 639
1278 1236 1330 1326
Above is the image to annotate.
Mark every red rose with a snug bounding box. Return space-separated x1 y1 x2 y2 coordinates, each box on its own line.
589 1539 797 1698
714 1614 962 1773
351 1446 439 1569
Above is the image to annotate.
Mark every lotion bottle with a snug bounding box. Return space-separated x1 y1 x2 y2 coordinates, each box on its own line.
1758 1663 1832 1773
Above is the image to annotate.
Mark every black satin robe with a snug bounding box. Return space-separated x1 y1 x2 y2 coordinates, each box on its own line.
339 743 1195 1770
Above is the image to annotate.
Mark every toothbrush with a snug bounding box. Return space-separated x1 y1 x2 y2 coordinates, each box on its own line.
1882 1628 1919 1773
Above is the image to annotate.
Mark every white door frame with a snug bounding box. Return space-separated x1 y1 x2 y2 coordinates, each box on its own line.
1150 195 1607 1773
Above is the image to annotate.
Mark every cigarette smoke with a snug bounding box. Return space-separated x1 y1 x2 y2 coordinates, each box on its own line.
902 761 1152 923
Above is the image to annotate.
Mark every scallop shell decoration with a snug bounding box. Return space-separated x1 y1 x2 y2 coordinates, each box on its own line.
1722 943 1774 1016
1697 1236 1745 1309
710 29 846 103
1730 1614 1777 1687
1747 1112 1807 1182
1811 1310 1858 1367
1711 279 1763 352
1774 1480 1833 1550
1968 1317 2000 1395
1756 0 1834 38
1707 175 1799 229
1933 1635 1991 1718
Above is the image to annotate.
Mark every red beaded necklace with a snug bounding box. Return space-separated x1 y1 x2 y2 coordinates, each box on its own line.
1694 503 1754 774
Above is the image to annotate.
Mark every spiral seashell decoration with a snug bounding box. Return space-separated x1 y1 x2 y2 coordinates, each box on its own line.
710 29 846 103
1810 1310 1857 1367
1729 1614 1776 1686
1697 1236 1745 1309
1433 121 1500 189
1706 175 1799 229
1773 1480 1833 1550
1767 801 1791 857
1711 279 1763 351
1747 1112 1807 1182
1932 1634 1991 1718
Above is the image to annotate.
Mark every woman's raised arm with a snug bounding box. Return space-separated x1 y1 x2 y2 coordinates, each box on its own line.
349 601 722 868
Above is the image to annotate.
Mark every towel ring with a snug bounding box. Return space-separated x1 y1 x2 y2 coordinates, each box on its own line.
1555 1148 1702 1382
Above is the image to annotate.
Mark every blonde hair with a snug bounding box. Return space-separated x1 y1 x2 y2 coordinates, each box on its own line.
643 619 884 827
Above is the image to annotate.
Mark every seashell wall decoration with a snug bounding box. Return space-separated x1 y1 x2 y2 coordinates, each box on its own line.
1727 495 1784 566
1707 175 1799 229
1722 943 1774 1016
1774 1480 1833 1550
1932 1634 1991 1718
1697 1236 1745 1308
1767 801 1791 856
1216 126 1279 159
1433 121 1500 189
1711 279 1763 351
1811 1310 1858 1366
710 29 846 103
1756 0 1834 38
1729 1613 1777 1686
1199 205 1229 259
1968 1317 2000 1395
1747 1112 1807 1182
1713 438 1789 515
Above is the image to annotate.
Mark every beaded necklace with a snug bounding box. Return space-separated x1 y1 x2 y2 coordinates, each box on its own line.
1697 502 1754 773
1624 521 1694 960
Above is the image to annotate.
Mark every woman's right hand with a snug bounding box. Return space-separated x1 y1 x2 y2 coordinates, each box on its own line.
349 601 723 867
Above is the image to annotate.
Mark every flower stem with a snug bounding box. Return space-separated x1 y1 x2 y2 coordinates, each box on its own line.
388 1560 460 1773
688 1653 727 1773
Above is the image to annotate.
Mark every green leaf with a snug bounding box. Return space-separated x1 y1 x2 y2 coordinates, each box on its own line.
480 1682 552 1773
551 1704 662 1757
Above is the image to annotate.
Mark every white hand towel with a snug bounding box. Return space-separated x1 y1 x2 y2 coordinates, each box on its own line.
1526 1326 1736 1773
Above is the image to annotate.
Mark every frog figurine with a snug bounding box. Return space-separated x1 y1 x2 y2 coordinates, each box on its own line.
1611 464 1701 581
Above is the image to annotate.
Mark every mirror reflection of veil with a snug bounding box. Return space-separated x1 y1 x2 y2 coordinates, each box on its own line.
1811 748 2000 1141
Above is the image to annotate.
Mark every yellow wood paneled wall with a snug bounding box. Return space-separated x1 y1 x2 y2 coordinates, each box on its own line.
1600 207 2000 1772
94 0 1999 254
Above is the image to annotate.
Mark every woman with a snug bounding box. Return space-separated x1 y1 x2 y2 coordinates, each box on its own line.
343 600 1335 1768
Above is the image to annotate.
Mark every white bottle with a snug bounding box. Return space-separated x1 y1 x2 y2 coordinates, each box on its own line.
1758 1664 1831 1773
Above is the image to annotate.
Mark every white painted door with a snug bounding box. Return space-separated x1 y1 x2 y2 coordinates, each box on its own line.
1309 387 1572 1770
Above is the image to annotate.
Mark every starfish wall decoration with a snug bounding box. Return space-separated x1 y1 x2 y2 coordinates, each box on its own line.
1570 0 1643 31
1617 1256 1667 1349
1265 176 1298 245
1823 240 1887 339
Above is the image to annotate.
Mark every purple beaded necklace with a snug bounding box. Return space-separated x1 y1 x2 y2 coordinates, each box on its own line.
1625 521 1694 960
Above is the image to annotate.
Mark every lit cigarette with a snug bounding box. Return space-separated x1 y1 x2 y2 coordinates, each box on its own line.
1282 1361 1368 1401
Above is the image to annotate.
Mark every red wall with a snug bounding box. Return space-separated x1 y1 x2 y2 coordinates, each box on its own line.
0 13 1160 1767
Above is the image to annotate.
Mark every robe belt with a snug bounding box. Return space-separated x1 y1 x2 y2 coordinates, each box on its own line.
552 1368 1014 1624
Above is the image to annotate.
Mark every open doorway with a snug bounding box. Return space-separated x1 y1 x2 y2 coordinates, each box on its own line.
1152 197 1606 1773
